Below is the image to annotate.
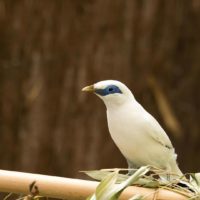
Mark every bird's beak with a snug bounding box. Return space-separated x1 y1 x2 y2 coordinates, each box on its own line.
82 85 95 92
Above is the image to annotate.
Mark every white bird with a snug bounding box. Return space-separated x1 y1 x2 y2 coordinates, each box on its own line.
82 80 182 177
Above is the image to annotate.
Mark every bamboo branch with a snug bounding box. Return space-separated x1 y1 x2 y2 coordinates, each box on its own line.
0 169 187 200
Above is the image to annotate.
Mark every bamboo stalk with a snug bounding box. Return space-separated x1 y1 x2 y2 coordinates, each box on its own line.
0 170 187 200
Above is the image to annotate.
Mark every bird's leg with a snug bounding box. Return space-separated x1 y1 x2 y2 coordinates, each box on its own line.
127 160 136 176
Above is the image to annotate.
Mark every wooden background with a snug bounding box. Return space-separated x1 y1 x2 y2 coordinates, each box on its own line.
0 0 200 179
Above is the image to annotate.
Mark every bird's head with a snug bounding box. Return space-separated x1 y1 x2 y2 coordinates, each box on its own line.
82 80 134 108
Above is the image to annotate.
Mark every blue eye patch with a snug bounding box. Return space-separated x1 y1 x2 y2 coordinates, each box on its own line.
95 85 122 96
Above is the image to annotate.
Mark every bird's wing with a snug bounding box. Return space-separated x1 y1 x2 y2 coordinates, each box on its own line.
144 114 173 149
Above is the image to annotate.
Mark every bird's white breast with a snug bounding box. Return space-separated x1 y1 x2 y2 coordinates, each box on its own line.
106 101 173 168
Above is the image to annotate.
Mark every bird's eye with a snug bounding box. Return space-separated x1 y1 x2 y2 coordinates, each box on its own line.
95 85 122 96
108 87 114 92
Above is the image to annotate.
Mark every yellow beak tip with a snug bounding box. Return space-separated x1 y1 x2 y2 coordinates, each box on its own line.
82 85 95 92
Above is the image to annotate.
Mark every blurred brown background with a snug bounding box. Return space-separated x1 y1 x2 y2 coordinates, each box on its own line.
0 0 200 179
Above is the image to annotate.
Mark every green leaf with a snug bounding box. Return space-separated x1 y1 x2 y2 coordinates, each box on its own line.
83 170 128 182
87 171 119 200
111 166 150 194
83 167 160 187
87 166 150 200
191 173 200 186
188 173 200 194
95 171 119 199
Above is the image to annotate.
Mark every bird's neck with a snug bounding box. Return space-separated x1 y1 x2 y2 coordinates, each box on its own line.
105 98 136 111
